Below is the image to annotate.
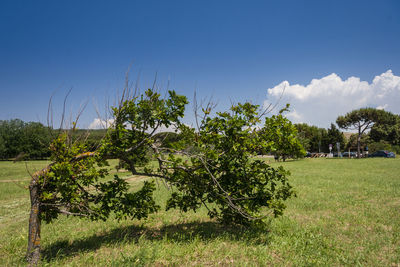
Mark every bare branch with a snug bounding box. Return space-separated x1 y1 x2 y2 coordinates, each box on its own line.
259 83 286 119
59 88 72 131
72 100 89 130
134 68 142 99
152 72 158 91
47 92 55 134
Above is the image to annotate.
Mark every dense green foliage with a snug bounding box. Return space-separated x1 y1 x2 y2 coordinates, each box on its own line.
0 120 108 160
30 89 189 249
103 89 187 172
295 123 345 153
261 105 305 159
369 111 400 153
101 90 297 225
0 119 51 160
26 89 192 264
336 108 400 155
344 133 368 151
24 88 301 264
336 108 387 132
295 108 399 155
34 88 299 235
295 123 324 152
325 123 346 151
336 108 388 157
38 134 159 223
162 103 296 225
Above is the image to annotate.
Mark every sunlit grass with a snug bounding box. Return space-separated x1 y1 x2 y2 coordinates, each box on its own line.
0 158 399 266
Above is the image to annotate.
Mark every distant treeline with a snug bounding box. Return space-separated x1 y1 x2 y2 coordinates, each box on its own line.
0 118 182 160
0 119 107 160
295 123 345 153
2 113 399 160
295 114 400 154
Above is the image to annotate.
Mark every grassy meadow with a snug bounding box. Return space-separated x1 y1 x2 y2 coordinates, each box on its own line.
0 158 399 266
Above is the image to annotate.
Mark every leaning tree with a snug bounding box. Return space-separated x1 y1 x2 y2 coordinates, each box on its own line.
336 108 387 158
26 88 297 265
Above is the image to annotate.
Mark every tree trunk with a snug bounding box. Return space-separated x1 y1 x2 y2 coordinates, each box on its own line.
26 175 41 266
357 129 361 159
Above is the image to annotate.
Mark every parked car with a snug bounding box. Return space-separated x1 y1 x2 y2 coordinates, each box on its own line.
342 151 357 158
368 150 396 158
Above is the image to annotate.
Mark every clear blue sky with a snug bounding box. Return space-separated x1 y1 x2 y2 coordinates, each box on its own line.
1 0 400 128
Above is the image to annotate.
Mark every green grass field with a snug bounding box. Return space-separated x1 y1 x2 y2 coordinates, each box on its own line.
0 158 399 266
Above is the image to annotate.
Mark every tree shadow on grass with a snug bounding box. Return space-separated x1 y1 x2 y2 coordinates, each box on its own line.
41 220 270 263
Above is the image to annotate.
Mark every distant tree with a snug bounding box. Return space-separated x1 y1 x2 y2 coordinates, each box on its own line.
336 108 386 158
369 112 400 146
367 140 397 153
312 128 328 153
345 133 369 152
325 123 345 152
0 119 25 159
0 134 5 160
295 123 327 153
23 122 52 159
294 123 317 151
0 120 51 160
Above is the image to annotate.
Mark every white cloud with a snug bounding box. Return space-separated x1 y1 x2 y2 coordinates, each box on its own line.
376 104 388 110
88 118 115 129
265 70 400 128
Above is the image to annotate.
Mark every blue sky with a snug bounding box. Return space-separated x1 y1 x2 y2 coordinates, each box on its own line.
1 0 400 128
